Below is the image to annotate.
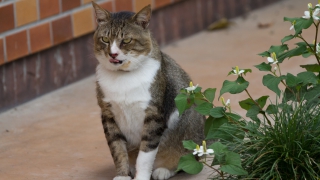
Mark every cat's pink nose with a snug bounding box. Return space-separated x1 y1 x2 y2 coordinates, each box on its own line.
109 53 118 59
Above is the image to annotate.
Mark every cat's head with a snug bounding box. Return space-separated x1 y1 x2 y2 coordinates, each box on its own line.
92 2 152 71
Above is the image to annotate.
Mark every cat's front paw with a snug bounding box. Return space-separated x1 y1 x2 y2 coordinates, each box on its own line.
152 168 176 180
113 176 132 180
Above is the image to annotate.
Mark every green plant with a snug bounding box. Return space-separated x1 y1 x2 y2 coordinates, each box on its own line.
239 101 320 179
175 2 320 179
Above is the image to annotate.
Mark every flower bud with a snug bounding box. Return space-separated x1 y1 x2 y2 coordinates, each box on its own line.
220 97 226 106
235 66 240 74
308 3 313 9
271 52 277 60
189 81 193 87
202 141 207 152
196 145 200 151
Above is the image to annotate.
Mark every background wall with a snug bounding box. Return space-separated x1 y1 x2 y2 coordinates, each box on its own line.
0 0 280 112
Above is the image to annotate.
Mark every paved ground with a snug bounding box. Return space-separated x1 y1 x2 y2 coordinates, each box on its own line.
0 0 316 179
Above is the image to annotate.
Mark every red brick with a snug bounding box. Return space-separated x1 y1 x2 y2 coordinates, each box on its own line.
61 0 81 12
39 0 60 19
30 23 52 53
6 31 29 61
52 16 73 45
0 38 4 65
99 1 113 12
115 0 133 12
15 0 38 27
0 4 15 33
155 0 171 9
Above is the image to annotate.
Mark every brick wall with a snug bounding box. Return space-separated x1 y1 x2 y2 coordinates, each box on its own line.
0 0 280 112
0 0 177 65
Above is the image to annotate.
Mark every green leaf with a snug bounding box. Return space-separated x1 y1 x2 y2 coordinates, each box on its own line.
281 35 294 44
208 142 227 154
225 112 242 121
220 77 249 97
300 64 320 72
182 140 198 150
177 154 203 174
285 73 303 87
257 95 269 109
258 51 270 57
209 107 225 118
255 62 272 72
204 116 214 136
283 17 300 23
246 105 260 122
294 18 313 35
203 88 216 103
225 151 242 166
175 93 188 115
206 122 244 141
266 104 278 114
194 102 212 115
206 117 228 140
262 74 283 97
302 52 313 58
297 71 318 85
278 45 307 63
268 44 288 55
239 96 268 111
220 164 248 176
220 151 248 175
296 41 313 47
284 17 313 35
304 85 320 102
194 92 206 105
239 98 255 111
194 86 202 93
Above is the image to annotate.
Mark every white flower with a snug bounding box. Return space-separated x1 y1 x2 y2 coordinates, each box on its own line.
220 97 230 107
193 142 214 157
225 99 230 106
267 52 278 64
302 6 320 20
185 82 198 92
232 66 244 75
290 20 296 31
267 57 278 64
316 43 320 54
290 25 294 30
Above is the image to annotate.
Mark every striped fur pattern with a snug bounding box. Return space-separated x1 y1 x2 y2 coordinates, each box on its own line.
92 2 205 180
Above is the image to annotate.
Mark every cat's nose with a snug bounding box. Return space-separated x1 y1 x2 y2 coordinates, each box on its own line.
109 53 118 59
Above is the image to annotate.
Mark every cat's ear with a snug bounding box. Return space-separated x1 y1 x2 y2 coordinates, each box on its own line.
92 1 111 25
132 5 151 29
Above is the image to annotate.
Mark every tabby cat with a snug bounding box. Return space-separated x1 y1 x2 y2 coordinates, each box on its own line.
92 2 205 180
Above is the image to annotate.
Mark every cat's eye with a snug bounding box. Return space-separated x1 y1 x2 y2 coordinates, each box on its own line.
122 38 132 44
101 37 110 44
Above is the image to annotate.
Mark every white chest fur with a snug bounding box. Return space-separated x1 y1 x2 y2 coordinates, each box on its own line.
96 58 160 147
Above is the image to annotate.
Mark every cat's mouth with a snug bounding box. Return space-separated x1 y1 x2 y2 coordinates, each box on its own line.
109 59 123 64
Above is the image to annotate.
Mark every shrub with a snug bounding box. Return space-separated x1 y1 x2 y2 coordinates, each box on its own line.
175 2 320 179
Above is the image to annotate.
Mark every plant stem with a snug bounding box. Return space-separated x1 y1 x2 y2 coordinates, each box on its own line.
272 68 299 102
314 21 320 64
202 161 224 178
298 34 320 65
244 89 272 126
